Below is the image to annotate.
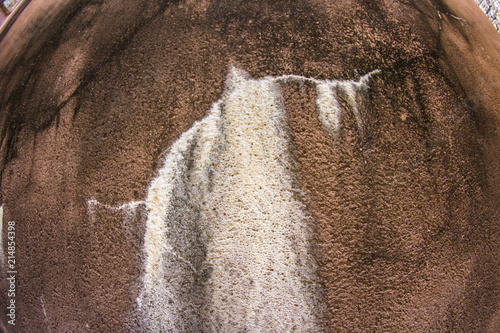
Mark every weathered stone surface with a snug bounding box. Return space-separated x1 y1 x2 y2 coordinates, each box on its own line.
0 0 499 332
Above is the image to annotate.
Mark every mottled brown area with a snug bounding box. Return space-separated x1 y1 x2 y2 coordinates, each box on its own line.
85 201 147 332
283 66 491 331
0 0 499 331
0 1 228 331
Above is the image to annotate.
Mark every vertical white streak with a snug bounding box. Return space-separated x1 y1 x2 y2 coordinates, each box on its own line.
316 82 342 137
40 295 48 322
315 70 380 137
138 102 223 332
339 82 365 136
137 67 379 332
203 71 322 332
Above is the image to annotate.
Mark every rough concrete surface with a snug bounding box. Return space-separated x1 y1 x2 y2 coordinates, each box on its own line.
0 0 499 332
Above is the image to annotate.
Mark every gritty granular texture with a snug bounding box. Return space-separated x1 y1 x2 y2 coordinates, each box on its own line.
476 0 500 31
0 0 499 332
136 67 376 332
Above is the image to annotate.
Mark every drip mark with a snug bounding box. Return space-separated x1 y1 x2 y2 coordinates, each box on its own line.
134 66 379 332
40 295 48 322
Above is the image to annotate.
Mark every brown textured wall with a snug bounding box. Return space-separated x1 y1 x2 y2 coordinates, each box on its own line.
0 0 499 331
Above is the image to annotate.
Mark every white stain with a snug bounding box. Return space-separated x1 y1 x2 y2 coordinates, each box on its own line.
137 98 224 331
86 199 146 227
201 68 323 332
87 199 146 214
316 82 342 137
40 295 48 322
270 70 380 137
134 67 379 332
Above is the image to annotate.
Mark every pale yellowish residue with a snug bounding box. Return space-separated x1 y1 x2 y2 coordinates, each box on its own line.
316 82 342 137
136 66 379 332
